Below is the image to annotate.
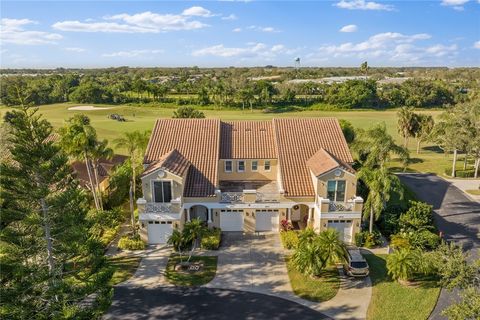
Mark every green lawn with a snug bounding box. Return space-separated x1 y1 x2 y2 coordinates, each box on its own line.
285 257 340 302
0 102 458 176
165 255 218 286
108 255 142 285
365 254 440 320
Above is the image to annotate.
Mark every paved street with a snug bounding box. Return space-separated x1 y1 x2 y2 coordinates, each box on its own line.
398 174 480 320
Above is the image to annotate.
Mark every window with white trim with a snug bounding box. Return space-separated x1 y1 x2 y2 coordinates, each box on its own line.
264 160 271 171
225 160 233 173
237 160 245 172
327 180 346 202
153 180 172 203
251 160 258 171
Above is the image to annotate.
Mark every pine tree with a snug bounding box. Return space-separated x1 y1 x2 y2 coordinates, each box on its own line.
0 106 111 319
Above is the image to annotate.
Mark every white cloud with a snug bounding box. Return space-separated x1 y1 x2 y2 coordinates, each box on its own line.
222 14 238 20
307 32 457 65
53 10 209 33
474 41 480 49
192 43 294 59
102 49 164 58
335 0 394 11
1 18 62 45
441 0 469 10
182 6 213 17
339 24 358 32
246 25 281 33
65 47 86 52
232 27 242 32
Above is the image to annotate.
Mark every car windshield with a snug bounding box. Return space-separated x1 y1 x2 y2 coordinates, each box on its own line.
351 261 368 269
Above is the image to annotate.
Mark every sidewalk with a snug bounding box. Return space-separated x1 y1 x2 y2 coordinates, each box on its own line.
445 178 480 203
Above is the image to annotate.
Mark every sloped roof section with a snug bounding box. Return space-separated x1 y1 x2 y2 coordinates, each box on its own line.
306 148 355 177
220 121 277 159
142 149 191 178
274 118 353 197
72 155 128 188
144 119 220 197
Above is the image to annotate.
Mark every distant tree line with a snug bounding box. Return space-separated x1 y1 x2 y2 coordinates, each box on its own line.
1 67 478 110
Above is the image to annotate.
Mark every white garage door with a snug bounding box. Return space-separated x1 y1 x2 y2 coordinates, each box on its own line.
327 220 353 243
220 210 244 231
147 221 173 244
255 210 279 232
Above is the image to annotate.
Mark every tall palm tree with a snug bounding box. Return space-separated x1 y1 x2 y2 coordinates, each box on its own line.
358 167 403 233
91 139 113 210
114 131 149 200
59 114 100 209
318 229 348 266
352 123 410 169
292 239 324 276
397 106 416 148
183 218 204 262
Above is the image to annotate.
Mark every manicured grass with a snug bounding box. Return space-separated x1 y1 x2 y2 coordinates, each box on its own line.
165 255 218 286
466 189 480 195
0 103 456 175
108 255 142 285
285 257 340 302
365 254 440 320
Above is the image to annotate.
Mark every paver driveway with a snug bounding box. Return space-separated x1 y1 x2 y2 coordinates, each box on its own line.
205 232 372 320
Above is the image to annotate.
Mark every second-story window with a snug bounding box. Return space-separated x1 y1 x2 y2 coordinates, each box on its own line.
225 160 233 173
251 160 258 171
327 180 346 202
237 160 245 172
153 181 172 203
264 160 271 171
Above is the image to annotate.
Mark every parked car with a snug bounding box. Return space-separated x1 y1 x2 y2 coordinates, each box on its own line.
344 248 369 277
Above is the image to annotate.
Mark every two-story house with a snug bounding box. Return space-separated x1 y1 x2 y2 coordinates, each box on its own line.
137 118 364 244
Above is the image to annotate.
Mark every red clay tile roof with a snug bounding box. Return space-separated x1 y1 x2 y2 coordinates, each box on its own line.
44 132 60 143
144 119 220 197
72 154 128 188
220 121 277 159
306 148 355 177
142 149 191 178
273 118 353 197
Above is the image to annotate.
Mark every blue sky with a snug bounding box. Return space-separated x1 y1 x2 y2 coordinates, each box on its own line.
1 0 479 68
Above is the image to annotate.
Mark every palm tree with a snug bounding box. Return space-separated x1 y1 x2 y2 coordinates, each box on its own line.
59 114 100 209
358 167 403 233
90 139 113 210
318 229 348 266
183 218 205 262
298 228 317 246
360 61 369 81
292 239 324 276
168 229 187 261
414 114 434 154
397 107 416 148
114 131 149 201
352 123 410 169
387 249 420 283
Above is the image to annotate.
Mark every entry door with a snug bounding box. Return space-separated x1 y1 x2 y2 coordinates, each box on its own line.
220 211 244 231
255 210 279 231
327 220 353 243
147 221 173 244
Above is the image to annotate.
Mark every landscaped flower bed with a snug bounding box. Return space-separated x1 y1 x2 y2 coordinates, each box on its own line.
165 255 218 286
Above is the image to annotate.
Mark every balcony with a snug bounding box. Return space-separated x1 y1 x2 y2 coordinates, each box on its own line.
137 198 182 214
328 201 354 212
317 196 364 213
219 180 281 203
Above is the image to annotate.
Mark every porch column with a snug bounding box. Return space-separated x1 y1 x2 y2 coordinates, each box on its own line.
187 208 191 222
208 208 213 223
287 208 291 221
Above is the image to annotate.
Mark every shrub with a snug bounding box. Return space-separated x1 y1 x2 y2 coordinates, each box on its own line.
280 219 293 231
281 230 299 249
118 234 145 250
399 201 434 231
379 205 404 237
387 249 421 282
390 233 411 250
100 226 120 246
406 230 441 250
201 228 222 250
444 168 475 178
355 230 382 248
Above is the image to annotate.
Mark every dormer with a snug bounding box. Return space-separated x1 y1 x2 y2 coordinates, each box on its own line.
306 148 357 203
140 149 190 204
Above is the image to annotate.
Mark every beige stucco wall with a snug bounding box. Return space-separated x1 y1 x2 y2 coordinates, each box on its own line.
316 169 357 201
141 169 184 202
318 218 362 239
218 159 278 181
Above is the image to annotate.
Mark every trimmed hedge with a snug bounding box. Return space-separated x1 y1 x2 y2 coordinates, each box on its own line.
444 168 475 178
280 230 299 249
118 234 145 250
201 228 222 250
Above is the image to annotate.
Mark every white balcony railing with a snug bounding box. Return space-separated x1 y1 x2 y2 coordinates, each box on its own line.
220 191 280 203
256 192 281 203
328 201 354 212
144 202 180 213
220 192 244 203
